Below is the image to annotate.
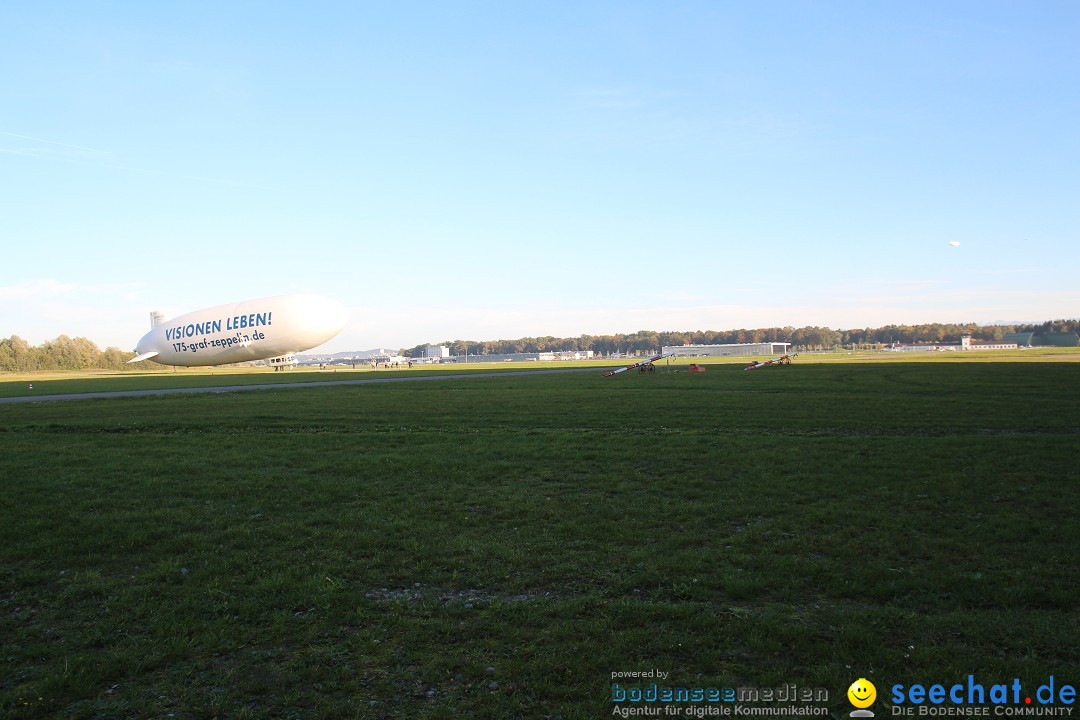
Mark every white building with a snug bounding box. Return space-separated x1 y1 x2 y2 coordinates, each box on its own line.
553 350 594 360
960 336 1018 351
662 342 791 358
885 337 1019 352
425 345 450 359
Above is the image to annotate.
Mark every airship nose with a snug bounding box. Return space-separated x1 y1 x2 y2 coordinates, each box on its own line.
286 294 349 345
308 295 348 336
321 297 349 334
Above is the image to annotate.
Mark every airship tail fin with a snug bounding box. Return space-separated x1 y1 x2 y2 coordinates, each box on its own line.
128 351 159 364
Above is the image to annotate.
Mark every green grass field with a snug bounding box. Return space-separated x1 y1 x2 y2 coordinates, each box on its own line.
1 347 1075 398
2 358 1078 719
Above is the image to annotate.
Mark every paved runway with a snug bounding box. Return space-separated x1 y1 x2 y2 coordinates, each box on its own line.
0 367 603 405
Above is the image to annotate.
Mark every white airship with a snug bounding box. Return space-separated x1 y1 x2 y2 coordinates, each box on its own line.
129 293 348 367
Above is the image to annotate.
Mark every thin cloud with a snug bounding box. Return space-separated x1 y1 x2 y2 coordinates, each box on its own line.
574 86 663 109
332 291 1080 351
0 146 111 160
0 129 266 189
0 279 77 301
0 279 146 348
0 130 112 154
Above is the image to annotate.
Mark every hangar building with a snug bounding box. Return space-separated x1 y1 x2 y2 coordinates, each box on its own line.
662 342 791 358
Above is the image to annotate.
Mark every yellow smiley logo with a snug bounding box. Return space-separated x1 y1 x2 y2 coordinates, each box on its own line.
848 678 877 708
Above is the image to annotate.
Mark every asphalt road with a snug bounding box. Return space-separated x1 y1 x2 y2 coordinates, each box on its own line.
0 367 605 405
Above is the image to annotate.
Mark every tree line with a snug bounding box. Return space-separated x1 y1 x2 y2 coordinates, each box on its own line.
3 318 1076 371
0 335 139 372
404 319 1079 357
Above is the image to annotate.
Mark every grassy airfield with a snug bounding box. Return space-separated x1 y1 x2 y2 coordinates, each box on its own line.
0 361 611 399
0 347 1076 398
1 354 1078 718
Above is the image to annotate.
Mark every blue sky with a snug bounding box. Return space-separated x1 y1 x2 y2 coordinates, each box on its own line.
2 1 1078 352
